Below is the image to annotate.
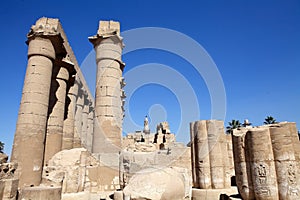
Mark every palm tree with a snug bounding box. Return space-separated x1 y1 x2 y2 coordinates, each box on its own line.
264 116 277 125
0 141 4 154
226 119 242 134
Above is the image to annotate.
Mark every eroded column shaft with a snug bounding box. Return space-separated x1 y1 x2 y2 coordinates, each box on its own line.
269 122 300 200
232 129 255 200
207 120 226 189
86 107 94 152
190 122 197 188
73 87 84 148
44 65 69 164
62 80 78 150
195 121 211 189
81 97 89 147
11 37 55 187
190 120 230 190
94 57 123 150
247 128 278 200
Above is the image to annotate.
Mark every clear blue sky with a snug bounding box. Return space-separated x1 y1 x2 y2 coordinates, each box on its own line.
0 0 299 155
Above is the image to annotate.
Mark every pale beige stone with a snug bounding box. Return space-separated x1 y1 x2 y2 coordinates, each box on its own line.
232 122 300 200
123 167 190 200
11 36 56 188
18 186 62 200
0 179 19 200
73 87 84 148
190 120 231 190
90 20 125 152
62 80 78 150
44 65 69 165
192 187 239 200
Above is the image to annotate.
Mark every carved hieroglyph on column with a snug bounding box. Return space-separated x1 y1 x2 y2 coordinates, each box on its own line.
11 19 61 187
89 21 125 152
190 120 232 189
232 122 300 200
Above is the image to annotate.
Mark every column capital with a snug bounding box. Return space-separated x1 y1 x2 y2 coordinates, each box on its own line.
88 20 124 48
26 17 66 58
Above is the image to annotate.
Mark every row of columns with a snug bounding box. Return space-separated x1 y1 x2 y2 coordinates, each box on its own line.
11 18 95 188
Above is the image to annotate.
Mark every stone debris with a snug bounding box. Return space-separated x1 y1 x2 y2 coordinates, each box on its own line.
123 167 190 200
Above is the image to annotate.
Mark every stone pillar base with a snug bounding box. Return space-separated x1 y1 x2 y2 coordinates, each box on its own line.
192 187 240 200
18 186 61 200
0 179 19 200
114 191 123 200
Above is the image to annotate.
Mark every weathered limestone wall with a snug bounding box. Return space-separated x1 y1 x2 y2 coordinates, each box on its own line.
232 122 300 200
190 120 232 189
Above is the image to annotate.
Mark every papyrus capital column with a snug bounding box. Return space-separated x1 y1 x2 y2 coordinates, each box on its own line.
10 18 70 188
62 75 78 150
89 20 125 152
73 83 84 148
44 61 72 165
11 34 57 188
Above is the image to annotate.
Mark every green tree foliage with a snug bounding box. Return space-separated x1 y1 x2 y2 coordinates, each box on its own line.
264 116 277 125
226 119 242 134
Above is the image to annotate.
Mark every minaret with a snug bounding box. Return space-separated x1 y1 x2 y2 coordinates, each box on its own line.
143 116 150 143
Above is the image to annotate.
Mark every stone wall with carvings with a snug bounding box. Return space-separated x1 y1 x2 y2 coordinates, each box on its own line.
232 122 300 200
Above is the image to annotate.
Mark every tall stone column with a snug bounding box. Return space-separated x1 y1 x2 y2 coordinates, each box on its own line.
89 20 125 152
190 120 231 189
86 104 94 152
195 121 211 189
190 121 198 188
81 93 89 147
247 127 279 200
62 76 78 150
232 128 255 200
11 36 56 187
44 64 69 165
73 85 84 148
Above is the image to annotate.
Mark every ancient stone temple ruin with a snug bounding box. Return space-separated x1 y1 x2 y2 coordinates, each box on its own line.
1 17 300 200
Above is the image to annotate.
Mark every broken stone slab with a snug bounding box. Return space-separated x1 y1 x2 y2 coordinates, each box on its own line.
123 167 191 200
18 186 61 200
0 179 19 200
